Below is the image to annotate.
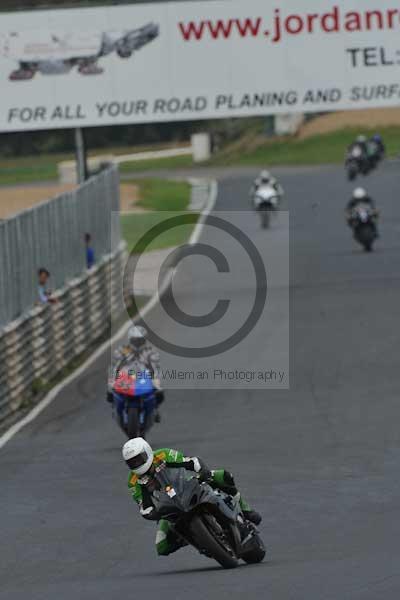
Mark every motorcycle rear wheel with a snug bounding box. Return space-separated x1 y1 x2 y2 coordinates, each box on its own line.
190 513 239 569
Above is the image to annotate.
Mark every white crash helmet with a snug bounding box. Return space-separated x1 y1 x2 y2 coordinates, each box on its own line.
356 135 367 144
128 325 147 349
353 187 367 200
122 437 154 475
260 170 271 183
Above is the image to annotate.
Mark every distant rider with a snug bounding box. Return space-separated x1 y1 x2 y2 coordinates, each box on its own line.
368 134 385 161
351 135 368 155
373 134 385 157
252 169 279 195
346 187 379 236
251 170 283 211
123 438 262 556
107 326 164 420
347 135 369 170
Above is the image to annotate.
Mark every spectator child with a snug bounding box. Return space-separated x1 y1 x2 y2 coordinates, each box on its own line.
37 268 56 304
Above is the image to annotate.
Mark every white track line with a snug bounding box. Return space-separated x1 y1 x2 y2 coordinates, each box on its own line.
188 179 217 246
0 180 217 451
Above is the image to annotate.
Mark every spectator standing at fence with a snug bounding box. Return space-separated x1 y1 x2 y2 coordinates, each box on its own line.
37 268 57 304
85 233 95 269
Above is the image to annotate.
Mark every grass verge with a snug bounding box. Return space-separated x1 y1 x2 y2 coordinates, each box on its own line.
131 177 191 211
2 125 398 188
119 154 193 173
212 126 400 167
0 147 192 186
121 178 195 253
0 153 71 186
121 211 198 253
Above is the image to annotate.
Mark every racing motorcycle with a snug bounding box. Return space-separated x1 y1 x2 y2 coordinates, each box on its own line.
349 203 378 252
252 184 281 229
109 362 158 438
150 464 266 569
367 139 384 170
345 146 370 181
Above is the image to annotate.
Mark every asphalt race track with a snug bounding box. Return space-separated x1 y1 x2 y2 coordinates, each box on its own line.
1 163 400 599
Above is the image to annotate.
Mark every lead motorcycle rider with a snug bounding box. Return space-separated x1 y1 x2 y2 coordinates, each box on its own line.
123 438 262 556
251 169 279 196
107 326 164 421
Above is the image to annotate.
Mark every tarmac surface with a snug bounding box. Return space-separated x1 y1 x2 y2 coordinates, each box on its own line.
1 163 400 599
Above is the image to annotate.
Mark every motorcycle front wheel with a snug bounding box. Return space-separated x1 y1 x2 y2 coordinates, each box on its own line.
241 532 266 564
357 225 375 253
126 406 140 438
363 241 373 252
190 513 239 569
260 209 270 229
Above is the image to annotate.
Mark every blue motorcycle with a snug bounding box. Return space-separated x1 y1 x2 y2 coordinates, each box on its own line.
111 366 158 438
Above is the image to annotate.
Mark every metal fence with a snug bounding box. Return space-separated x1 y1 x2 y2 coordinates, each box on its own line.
0 165 121 327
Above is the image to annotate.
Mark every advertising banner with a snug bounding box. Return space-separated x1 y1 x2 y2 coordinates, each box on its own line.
1 0 400 131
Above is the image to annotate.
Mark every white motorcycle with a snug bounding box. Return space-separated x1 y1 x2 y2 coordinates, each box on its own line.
252 184 282 229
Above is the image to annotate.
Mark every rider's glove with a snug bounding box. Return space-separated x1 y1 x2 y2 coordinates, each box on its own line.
198 467 212 483
184 457 212 482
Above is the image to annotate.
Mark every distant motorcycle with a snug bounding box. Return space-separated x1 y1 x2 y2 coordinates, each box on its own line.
252 184 281 229
349 203 378 252
345 146 370 181
109 363 158 438
367 139 384 170
150 463 266 569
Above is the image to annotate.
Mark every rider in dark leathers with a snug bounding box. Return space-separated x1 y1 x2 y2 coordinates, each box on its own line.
368 134 385 163
347 135 370 173
346 188 379 237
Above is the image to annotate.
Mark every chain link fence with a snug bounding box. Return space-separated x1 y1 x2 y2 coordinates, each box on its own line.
0 165 120 327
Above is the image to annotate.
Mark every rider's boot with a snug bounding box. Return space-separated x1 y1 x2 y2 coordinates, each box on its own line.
156 520 187 556
239 497 262 526
211 470 262 525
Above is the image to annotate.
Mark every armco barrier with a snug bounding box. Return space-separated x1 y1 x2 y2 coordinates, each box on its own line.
0 241 126 427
